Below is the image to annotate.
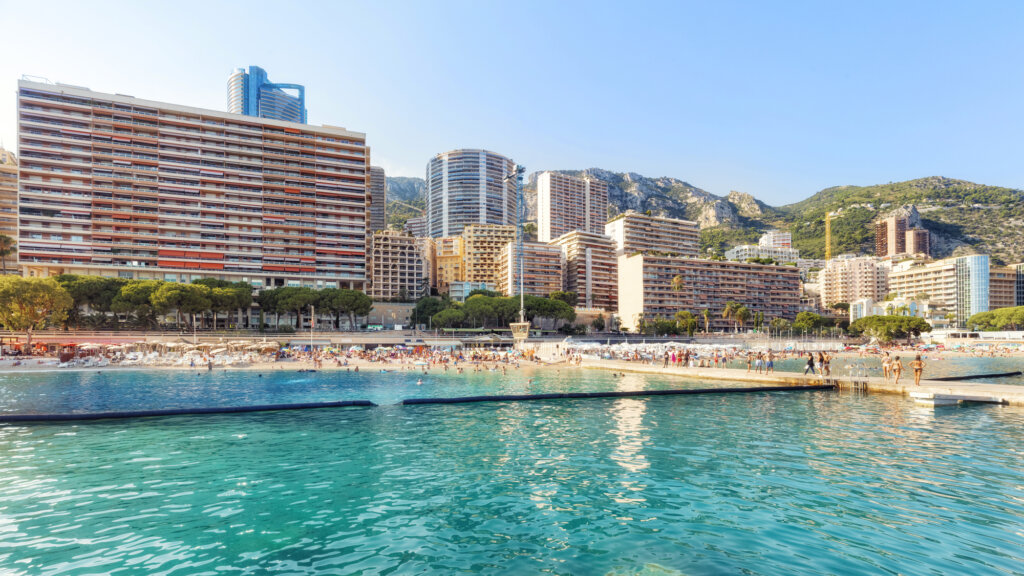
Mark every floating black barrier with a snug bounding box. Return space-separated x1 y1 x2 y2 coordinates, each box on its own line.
927 371 1022 382
401 384 836 405
0 400 376 423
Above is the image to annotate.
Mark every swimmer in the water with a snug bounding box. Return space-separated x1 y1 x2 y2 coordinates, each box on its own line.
417 378 423 385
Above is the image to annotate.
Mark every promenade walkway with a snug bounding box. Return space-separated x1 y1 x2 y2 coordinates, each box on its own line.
582 359 1024 407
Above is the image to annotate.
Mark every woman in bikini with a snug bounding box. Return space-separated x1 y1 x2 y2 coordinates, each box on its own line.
910 354 925 386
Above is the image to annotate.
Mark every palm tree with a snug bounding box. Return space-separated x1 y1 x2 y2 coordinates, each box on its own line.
722 301 742 333
0 234 15 276
671 275 685 292
735 306 752 334
702 309 711 334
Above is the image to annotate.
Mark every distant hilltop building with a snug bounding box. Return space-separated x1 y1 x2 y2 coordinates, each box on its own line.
425 149 517 238
536 172 608 241
227 66 307 123
758 229 791 249
874 209 930 258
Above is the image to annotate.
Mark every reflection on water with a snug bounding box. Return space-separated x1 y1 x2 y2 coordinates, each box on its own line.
0 374 1023 574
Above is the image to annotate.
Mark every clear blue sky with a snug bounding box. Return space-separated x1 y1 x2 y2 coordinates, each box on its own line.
2 0 1022 205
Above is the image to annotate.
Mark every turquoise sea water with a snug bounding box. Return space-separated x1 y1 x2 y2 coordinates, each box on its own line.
1 369 1023 575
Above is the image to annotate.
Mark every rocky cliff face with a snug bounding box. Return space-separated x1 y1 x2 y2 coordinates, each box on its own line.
526 168 740 227
386 176 427 204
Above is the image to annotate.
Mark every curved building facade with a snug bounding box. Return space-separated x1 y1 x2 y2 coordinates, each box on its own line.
425 149 516 238
227 66 307 124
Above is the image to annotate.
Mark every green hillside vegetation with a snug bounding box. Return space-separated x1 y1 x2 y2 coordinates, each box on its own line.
386 197 425 230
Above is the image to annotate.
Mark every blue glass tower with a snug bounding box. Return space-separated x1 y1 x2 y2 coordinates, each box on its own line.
227 66 307 123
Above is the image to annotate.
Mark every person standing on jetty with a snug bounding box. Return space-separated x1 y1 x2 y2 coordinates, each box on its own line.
881 352 892 382
804 353 816 375
910 355 925 386
892 356 904 385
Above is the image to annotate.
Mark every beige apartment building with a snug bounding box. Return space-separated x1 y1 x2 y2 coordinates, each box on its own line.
367 230 426 301
463 224 515 287
0 147 16 274
434 235 465 293
498 241 563 298
888 255 1016 326
549 230 617 311
818 255 890 308
537 171 609 241
617 254 801 332
605 210 699 257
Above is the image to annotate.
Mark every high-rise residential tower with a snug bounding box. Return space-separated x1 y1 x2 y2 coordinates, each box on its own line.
425 149 516 238
537 172 609 241
549 230 617 311
0 147 17 274
368 166 387 234
498 241 563 298
227 66 307 124
17 79 368 289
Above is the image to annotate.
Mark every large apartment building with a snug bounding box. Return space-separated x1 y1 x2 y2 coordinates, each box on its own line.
17 80 369 289
463 224 515 288
617 254 800 332
818 255 890 308
536 171 608 241
605 210 699 257
367 230 425 301
0 147 16 274
425 149 516 238
433 235 465 293
498 241 563 298
549 230 617 311
888 255 1017 326
367 166 387 234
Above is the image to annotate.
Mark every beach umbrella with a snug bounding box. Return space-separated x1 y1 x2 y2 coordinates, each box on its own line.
210 348 228 355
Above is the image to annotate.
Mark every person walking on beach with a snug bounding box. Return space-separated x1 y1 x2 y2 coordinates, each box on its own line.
910 355 925 386
892 356 904 385
804 353 816 375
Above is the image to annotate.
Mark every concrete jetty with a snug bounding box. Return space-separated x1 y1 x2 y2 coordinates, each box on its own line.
580 359 1024 407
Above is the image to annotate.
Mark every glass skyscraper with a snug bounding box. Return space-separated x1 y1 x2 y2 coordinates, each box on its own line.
227 66 307 123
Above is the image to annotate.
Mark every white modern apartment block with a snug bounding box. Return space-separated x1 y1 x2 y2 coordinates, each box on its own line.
537 171 608 241
725 244 801 263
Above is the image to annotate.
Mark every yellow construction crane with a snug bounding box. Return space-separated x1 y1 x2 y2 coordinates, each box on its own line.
825 211 841 260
